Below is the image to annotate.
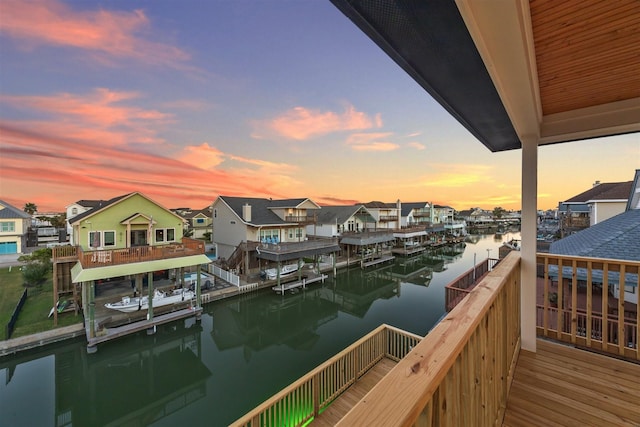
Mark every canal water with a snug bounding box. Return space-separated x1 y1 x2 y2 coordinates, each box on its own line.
0 232 519 427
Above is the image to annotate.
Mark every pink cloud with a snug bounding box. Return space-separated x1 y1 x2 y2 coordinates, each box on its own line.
0 0 190 67
407 142 426 150
263 105 377 140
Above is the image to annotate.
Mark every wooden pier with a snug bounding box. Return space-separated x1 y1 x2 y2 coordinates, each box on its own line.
361 254 395 268
87 306 202 350
272 274 328 294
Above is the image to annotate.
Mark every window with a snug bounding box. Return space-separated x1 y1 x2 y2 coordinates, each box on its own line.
71 208 78 215
196 218 204 224
89 231 101 248
104 231 116 247
0 222 15 232
154 228 176 243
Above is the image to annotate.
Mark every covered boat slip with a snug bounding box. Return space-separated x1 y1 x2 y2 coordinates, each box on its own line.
74 254 211 352
256 239 340 286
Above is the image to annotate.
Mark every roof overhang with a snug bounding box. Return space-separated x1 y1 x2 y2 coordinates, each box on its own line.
71 255 211 283
331 0 640 151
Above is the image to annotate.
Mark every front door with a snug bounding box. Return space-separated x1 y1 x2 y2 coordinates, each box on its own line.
131 230 147 246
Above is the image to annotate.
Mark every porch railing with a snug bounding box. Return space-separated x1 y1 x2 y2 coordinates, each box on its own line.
230 324 422 427
444 257 500 311
536 254 639 361
336 252 521 426
53 237 205 268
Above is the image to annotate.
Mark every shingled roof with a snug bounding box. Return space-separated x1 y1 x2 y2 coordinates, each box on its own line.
563 181 633 203
550 209 640 261
217 196 318 226
315 205 374 225
0 200 31 219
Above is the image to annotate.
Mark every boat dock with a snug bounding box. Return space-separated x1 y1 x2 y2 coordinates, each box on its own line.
87 306 202 352
361 254 395 268
272 273 329 294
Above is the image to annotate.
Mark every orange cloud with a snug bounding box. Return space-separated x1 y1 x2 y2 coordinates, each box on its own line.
177 143 226 170
0 0 190 67
263 105 377 140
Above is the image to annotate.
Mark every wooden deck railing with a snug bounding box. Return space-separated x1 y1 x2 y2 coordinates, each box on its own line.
336 252 521 426
52 237 205 268
536 254 639 361
230 324 422 427
444 258 499 311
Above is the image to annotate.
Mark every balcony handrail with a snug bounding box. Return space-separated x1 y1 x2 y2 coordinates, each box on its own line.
536 253 639 361
230 324 422 427
336 252 521 426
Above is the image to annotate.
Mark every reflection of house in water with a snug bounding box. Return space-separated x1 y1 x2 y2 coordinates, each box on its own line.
211 289 341 357
50 320 208 426
318 268 401 318
387 256 434 286
211 270 403 355
431 243 466 263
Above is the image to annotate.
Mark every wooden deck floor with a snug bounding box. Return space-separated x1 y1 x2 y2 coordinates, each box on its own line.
311 358 397 426
503 339 640 426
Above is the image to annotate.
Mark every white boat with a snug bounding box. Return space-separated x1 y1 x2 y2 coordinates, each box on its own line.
105 288 195 313
260 261 305 280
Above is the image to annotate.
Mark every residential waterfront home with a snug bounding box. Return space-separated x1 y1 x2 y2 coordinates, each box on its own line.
362 201 400 229
173 206 212 241
305 205 376 238
558 178 633 237
66 199 108 245
233 2 640 425
52 192 210 348
0 199 31 254
212 196 339 277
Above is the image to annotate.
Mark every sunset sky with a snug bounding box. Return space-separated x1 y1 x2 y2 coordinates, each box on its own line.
1 0 638 214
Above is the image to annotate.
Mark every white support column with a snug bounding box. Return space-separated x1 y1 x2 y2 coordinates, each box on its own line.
521 137 538 352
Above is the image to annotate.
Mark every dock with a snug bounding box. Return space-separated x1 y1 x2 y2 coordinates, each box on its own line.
87 306 203 350
361 254 395 268
272 274 328 294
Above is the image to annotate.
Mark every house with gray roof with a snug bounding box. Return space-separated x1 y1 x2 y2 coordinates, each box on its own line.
306 205 376 238
212 196 323 262
0 200 32 254
558 178 633 237
551 170 640 305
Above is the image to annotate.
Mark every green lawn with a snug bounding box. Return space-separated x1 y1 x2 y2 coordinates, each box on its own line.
0 267 82 340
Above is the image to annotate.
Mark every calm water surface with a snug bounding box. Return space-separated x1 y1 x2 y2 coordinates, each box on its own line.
0 232 519 426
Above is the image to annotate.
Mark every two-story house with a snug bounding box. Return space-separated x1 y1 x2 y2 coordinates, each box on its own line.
559 178 633 237
212 196 340 276
362 201 400 229
52 192 210 349
0 200 31 254
173 207 212 241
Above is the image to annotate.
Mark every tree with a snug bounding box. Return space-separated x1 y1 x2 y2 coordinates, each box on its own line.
49 214 67 229
24 202 38 215
492 207 506 219
20 248 52 289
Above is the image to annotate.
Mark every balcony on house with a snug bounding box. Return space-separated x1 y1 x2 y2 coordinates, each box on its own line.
232 252 640 426
285 213 317 225
52 237 206 268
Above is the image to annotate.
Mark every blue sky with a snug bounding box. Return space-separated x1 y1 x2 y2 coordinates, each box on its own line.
1 0 638 212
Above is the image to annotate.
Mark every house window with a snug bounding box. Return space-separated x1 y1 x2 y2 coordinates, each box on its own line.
71 208 78 215
104 231 116 247
155 228 176 243
89 231 101 248
196 218 204 224
0 222 15 232
296 228 302 238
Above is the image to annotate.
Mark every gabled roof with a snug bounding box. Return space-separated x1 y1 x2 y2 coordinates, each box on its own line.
69 192 182 225
316 205 374 225
216 196 318 226
550 209 640 261
563 181 633 204
401 202 429 217
0 200 31 219
362 201 396 209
